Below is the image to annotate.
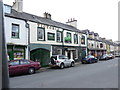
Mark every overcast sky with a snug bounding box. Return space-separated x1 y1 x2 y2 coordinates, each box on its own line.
3 0 119 41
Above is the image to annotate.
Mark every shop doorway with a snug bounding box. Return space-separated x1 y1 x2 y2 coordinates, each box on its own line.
30 48 50 67
68 51 71 59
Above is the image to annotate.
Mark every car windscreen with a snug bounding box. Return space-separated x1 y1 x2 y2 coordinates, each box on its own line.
85 55 94 58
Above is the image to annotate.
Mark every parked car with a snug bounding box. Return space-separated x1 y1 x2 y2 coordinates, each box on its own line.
99 54 109 60
8 59 41 76
115 53 120 57
49 55 75 69
81 55 99 64
108 54 115 59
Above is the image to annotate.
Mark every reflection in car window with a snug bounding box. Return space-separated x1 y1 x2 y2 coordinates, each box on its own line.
9 60 19 66
20 60 30 65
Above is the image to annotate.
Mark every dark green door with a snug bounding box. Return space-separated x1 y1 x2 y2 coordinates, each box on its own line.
79 48 86 60
30 49 50 67
81 50 86 59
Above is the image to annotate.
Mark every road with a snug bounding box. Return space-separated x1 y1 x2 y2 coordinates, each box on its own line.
9 58 119 88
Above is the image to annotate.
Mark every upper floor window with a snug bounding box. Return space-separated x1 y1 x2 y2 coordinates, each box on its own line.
37 27 45 41
57 31 62 42
81 35 85 45
47 32 55 41
100 43 103 48
74 34 78 44
11 24 19 38
65 32 72 43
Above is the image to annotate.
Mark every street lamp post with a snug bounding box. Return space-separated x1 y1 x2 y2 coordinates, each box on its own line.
0 0 10 89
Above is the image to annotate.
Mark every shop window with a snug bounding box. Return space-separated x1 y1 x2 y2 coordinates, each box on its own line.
14 47 25 60
37 27 45 41
74 34 78 44
65 32 72 43
57 49 62 55
11 24 19 38
47 32 55 41
57 31 62 42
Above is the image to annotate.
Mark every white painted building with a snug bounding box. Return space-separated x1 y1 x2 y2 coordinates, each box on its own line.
28 16 87 66
4 3 29 60
4 0 87 66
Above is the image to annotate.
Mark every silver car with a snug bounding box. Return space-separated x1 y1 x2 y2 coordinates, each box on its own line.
49 55 75 69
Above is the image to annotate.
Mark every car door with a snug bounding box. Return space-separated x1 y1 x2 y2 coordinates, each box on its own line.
9 60 20 75
59 55 67 67
19 60 31 74
64 56 70 66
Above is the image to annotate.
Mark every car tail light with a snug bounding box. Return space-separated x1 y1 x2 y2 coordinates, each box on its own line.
56 60 60 63
37 62 40 65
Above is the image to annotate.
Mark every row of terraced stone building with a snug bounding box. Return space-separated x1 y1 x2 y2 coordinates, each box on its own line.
4 0 119 67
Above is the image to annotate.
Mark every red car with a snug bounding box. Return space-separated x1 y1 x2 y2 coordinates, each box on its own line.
8 59 41 76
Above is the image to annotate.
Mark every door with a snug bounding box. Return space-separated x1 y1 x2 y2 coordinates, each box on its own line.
19 60 31 73
9 60 20 75
64 56 70 66
31 48 50 67
68 51 71 59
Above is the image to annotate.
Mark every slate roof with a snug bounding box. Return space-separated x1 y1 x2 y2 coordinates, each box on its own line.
81 30 90 34
94 33 99 36
89 31 94 35
5 9 85 34
87 37 117 46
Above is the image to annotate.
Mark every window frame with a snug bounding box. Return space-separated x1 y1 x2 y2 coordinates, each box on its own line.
37 27 45 41
81 35 85 45
47 32 55 41
65 32 72 43
57 31 62 42
11 23 20 39
74 34 78 44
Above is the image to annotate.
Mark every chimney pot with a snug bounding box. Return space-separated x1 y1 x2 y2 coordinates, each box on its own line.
12 0 23 12
66 18 77 28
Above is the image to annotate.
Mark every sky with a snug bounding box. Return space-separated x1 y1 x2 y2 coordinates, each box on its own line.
3 0 119 41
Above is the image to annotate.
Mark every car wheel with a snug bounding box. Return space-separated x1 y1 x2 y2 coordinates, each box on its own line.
89 60 92 64
71 62 74 67
82 62 85 64
28 68 35 74
60 63 64 69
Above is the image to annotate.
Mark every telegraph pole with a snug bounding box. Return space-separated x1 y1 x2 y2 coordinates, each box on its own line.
0 0 10 89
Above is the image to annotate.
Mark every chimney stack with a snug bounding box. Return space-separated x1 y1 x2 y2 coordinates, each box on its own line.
12 0 23 12
66 18 77 28
43 12 51 19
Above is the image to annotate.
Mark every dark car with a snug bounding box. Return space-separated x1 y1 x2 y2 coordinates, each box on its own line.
81 55 99 64
99 54 109 60
8 59 41 76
